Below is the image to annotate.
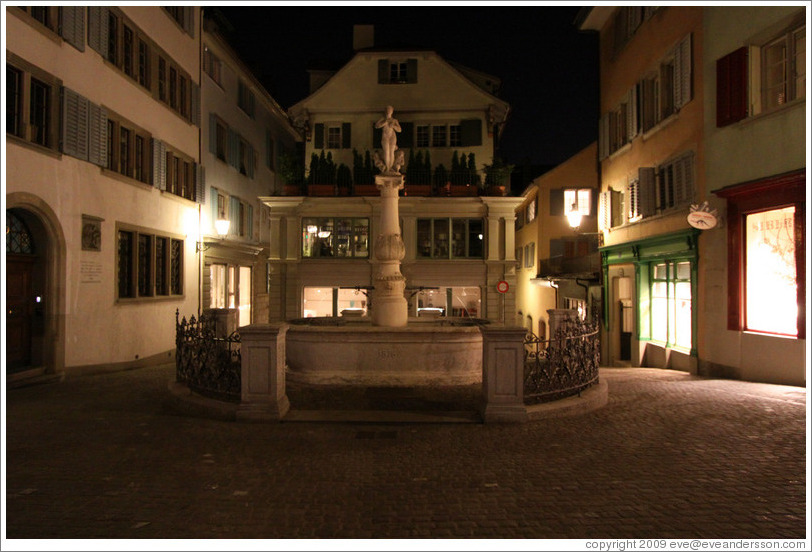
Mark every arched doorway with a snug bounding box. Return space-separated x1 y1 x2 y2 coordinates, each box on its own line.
6 208 51 375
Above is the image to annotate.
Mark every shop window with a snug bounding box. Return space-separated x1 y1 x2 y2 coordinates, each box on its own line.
302 287 370 318
417 218 483 259
651 261 692 350
302 218 369 258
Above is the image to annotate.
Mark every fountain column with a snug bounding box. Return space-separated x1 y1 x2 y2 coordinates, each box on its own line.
372 173 408 327
371 106 408 327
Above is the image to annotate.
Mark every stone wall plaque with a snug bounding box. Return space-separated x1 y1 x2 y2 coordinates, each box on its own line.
82 215 103 251
80 261 103 283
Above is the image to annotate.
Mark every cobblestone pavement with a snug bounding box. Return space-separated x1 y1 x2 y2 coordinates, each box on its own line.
3 364 807 541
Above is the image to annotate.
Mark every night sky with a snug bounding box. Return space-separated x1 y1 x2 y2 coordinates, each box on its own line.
215 4 599 170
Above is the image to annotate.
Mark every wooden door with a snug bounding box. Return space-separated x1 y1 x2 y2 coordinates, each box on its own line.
6 256 35 371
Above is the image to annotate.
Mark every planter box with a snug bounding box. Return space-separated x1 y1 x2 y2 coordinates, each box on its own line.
307 184 335 197
449 184 478 197
283 185 302 196
353 184 379 196
404 184 432 196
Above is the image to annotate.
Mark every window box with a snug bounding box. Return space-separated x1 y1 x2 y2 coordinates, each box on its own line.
353 184 379 196
307 184 335 197
449 184 477 197
404 184 431 197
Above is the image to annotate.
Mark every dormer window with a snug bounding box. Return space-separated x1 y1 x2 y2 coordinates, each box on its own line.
378 58 417 84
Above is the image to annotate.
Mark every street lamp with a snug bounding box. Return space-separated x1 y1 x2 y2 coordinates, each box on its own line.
197 218 230 252
566 202 583 229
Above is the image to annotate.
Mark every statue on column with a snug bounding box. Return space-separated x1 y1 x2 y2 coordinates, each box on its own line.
375 105 402 175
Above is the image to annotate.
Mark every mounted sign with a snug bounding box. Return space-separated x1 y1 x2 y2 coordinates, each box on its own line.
496 280 509 294
687 201 719 230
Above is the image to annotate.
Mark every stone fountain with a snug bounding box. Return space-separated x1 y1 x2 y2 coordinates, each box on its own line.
285 106 485 386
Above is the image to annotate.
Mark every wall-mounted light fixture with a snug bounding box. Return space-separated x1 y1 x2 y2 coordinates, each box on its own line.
197 218 230 253
566 202 583 229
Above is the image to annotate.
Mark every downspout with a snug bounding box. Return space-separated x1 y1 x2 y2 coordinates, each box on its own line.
197 7 204 317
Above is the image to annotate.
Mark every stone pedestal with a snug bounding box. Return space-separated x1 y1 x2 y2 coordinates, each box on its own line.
547 308 578 340
480 325 528 423
236 323 290 422
372 173 408 327
204 307 238 338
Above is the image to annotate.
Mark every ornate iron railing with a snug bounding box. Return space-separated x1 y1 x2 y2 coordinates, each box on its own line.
175 310 241 403
523 316 600 404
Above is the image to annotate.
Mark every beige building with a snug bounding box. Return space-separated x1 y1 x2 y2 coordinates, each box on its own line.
264 27 521 322
514 143 600 340
579 6 705 371
198 10 300 328
701 6 806 386
6 6 202 378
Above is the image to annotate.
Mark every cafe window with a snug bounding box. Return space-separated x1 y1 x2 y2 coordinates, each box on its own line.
302 218 369 258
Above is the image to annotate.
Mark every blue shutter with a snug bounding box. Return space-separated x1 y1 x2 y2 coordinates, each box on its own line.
210 186 219 228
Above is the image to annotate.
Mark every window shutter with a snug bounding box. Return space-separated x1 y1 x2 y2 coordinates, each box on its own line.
716 47 748 127
229 197 240 235
210 186 218 224
460 119 482 147
151 139 167 190
549 188 564 216
60 6 85 52
247 145 255 179
641 78 656 131
639 167 657 217
62 88 89 161
342 122 351 149
183 6 194 37
247 205 254 240
611 189 623 228
190 82 200 126
406 58 418 83
674 34 692 109
626 180 639 221
314 123 324 149
372 123 382 149
399 122 413 148
87 6 108 58
378 59 388 83
598 191 611 230
228 129 240 169
195 164 205 204
626 86 638 140
673 152 694 205
88 102 107 167
598 113 610 160
208 114 217 155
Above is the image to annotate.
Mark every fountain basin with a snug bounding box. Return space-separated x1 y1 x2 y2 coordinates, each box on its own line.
286 318 486 386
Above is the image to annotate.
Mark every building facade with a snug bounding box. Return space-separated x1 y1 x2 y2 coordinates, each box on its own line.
265 30 522 322
6 6 203 377
514 142 601 341
579 6 706 371
701 6 806 386
198 11 300 328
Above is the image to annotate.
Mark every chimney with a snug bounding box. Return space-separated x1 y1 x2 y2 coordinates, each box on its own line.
353 25 374 50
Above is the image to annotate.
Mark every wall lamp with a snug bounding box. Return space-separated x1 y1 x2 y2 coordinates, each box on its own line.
196 219 230 253
566 202 583 229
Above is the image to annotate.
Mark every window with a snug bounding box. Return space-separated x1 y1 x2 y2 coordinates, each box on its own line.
526 197 537 224
302 218 370 258
158 57 167 102
163 6 194 36
238 80 255 118
203 46 222 85
117 226 183 300
564 189 592 217
417 218 484 259
611 6 658 57
327 126 342 149
449 125 462 147
524 242 536 269
378 58 417 84
169 67 178 110
107 10 118 64
650 261 692 350
215 119 227 162
123 25 134 77
762 24 805 111
105 113 151 183
416 125 430 148
716 170 805 338
302 287 371 318
314 123 351 150
432 125 447 147
412 287 481 318
210 263 226 308
7 56 61 151
657 151 694 211
164 151 196 201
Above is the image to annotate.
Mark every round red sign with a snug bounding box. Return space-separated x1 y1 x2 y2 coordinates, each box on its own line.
496 280 509 294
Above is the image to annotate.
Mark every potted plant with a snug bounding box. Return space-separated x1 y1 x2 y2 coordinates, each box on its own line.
483 157 514 196
278 151 304 195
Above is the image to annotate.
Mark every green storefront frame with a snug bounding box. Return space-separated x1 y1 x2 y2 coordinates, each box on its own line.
600 228 700 357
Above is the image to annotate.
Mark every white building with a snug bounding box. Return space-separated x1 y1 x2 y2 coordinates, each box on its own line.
198 10 300 328
265 27 522 322
6 6 202 378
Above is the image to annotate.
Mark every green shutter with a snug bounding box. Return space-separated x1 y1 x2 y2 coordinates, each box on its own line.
229 197 239 235
378 59 388 83
399 122 413 148
406 58 417 83
314 123 324 149
342 122 351 149
549 188 564 216
460 119 482 147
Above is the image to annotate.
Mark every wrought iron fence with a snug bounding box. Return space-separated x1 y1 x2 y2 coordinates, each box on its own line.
523 316 600 404
175 310 242 403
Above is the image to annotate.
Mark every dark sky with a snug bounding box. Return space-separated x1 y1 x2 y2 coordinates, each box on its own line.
215 4 599 168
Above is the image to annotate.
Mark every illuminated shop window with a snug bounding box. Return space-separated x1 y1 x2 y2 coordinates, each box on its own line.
745 207 797 336
651 261 692 350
